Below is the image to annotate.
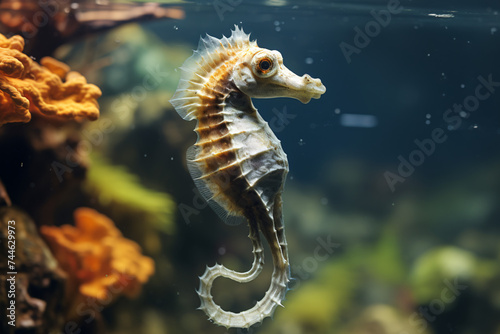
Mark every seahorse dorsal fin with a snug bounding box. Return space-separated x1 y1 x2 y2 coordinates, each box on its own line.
170 25 257 121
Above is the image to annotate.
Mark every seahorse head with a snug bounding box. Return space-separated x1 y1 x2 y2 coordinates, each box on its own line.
232 48 326 103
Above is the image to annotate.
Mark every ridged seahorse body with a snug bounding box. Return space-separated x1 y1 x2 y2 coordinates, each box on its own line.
170 26 326 329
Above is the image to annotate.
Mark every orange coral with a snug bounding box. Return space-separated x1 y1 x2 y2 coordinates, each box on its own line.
40 208 154 302
0 33 101 126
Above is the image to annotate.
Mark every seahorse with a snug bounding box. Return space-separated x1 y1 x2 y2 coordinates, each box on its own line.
170 26 326 329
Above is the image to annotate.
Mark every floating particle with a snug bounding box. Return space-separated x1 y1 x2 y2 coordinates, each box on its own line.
459 111 468 117
334 108 341 114
275 26 281 32
426 113 431 119
320 198 328 205
425 120 431 125
274 20 280 26
298 138 305 146
491 27 497 35
460 84 465 88
218 247 226 255
305 57 314 64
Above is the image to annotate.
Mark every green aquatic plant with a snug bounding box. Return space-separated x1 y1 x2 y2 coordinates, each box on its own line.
84 153 175 233
367 227 407 284
265 226 407 334
410 246 477 304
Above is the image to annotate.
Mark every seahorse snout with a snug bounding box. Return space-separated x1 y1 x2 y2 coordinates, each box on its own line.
302 74 327 102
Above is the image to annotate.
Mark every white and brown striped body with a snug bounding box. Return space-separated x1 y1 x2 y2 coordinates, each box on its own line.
170 26 325 329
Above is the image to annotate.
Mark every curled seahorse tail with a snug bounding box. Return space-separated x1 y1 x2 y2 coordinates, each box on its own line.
197 223 290 329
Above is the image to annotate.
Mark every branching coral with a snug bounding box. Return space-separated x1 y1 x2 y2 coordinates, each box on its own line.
0 33 101 126
40 207 154 302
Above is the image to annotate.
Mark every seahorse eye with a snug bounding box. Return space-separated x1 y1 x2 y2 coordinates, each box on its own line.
259 58 272 72
252 52 278 78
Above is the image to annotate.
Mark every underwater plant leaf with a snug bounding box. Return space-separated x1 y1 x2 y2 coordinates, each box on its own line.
271 260 357 332
84 153 175 233
367 227 407 284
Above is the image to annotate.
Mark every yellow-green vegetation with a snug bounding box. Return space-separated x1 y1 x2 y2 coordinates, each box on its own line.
276 264 357 333
266 227 407 334
84 153 175 233
410 247 477 304
367 228 407 284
